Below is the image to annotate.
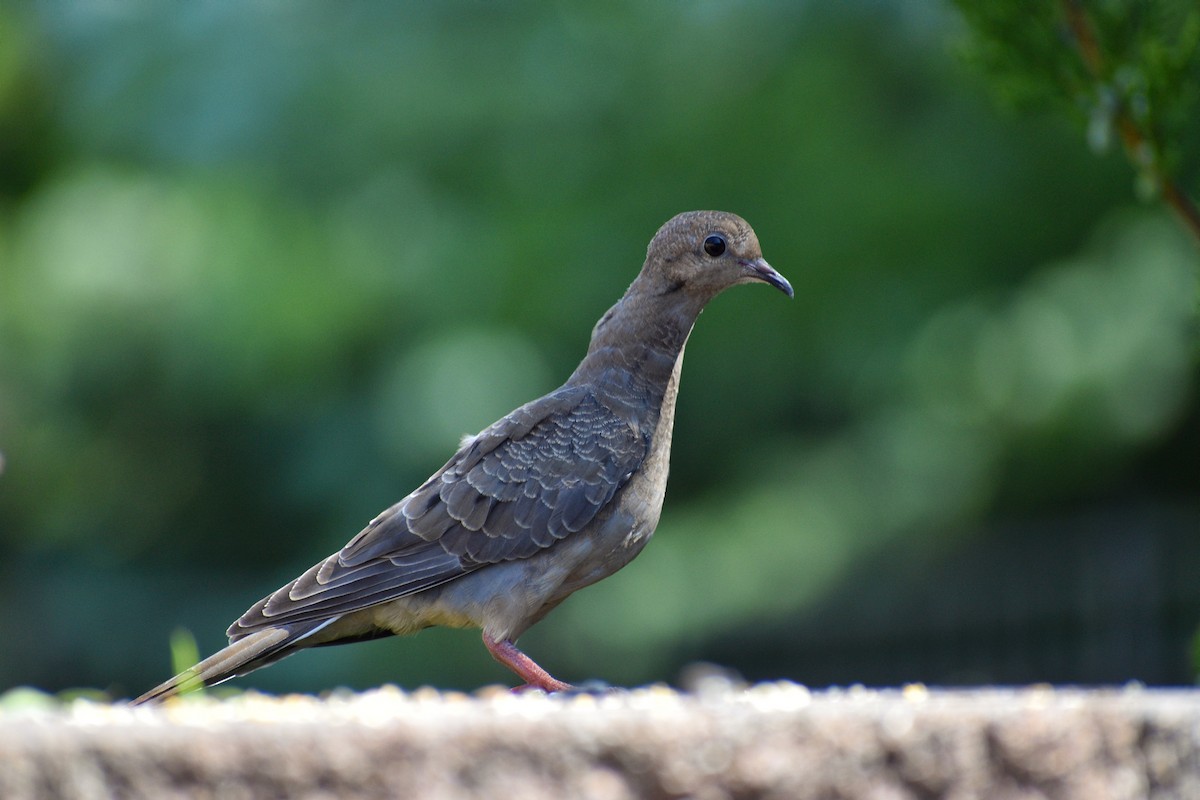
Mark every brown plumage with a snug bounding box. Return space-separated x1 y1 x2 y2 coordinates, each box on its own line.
133 210 792 704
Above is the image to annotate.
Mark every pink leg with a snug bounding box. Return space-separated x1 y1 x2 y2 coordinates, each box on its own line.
482 632 573 693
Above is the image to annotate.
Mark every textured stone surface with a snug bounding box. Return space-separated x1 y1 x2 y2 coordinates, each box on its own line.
3 683 1199 799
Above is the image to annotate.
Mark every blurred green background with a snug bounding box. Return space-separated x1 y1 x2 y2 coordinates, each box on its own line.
0 2 1196 699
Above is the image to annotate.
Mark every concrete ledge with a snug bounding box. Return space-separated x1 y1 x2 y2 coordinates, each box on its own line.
2 683 1198 799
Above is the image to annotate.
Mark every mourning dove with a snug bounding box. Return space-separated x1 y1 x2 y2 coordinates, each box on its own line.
133 210 792 703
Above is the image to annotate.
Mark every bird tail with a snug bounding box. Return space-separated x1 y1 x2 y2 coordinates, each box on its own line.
131 619 333 705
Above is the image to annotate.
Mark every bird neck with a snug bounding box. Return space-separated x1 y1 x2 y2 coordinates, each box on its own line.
565 275 706 424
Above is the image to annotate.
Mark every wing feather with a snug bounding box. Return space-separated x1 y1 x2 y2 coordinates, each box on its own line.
230 387 648 638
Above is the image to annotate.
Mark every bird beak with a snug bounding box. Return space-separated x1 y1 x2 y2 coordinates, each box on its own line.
739 257 794 298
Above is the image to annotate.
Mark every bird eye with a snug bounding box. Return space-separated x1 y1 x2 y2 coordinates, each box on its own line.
703 234 726 257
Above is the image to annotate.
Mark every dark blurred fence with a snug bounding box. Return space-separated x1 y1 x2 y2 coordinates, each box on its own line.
710 500 1200 686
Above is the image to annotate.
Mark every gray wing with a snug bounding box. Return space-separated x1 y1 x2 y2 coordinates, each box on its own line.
229 387 647 639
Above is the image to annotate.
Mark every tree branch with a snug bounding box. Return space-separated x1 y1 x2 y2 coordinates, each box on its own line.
1061 0 1200 246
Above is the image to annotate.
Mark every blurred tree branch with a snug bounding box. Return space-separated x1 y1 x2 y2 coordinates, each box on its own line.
954 0 1200 248
1060 0 1200 244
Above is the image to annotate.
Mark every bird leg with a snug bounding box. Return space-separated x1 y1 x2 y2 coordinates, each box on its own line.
482 632 573 693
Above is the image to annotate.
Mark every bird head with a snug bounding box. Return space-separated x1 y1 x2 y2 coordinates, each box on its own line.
642 211 793 302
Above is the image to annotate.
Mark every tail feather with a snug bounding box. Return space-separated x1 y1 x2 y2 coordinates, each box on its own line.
131 619 334 705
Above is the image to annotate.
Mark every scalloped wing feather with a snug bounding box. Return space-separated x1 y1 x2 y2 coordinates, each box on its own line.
229 388 646 638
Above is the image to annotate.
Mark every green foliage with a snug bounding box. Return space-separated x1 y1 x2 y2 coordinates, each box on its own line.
953 0 1200 236
169 629 201 688
1194 629 1200 683
952 3 1085 109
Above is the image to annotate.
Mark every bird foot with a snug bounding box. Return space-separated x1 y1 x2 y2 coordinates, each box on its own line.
510 680 574 694
483 632 574 694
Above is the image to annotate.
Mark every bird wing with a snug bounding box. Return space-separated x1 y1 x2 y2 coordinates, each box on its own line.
229 386 648 639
